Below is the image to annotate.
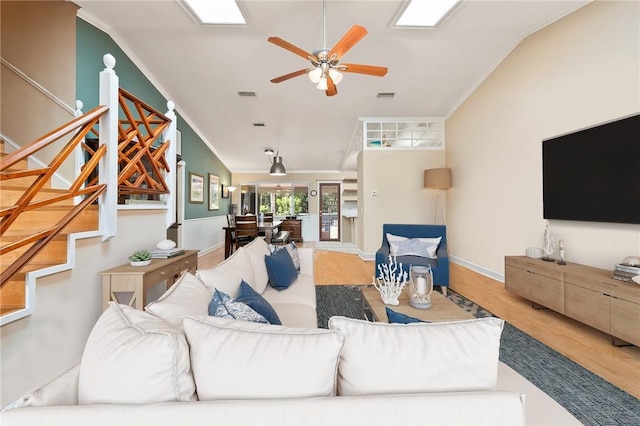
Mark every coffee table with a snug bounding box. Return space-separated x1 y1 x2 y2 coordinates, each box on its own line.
361 286 474 323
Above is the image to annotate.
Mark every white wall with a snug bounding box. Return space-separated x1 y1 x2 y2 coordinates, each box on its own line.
1 211 167 408
446 1 640 278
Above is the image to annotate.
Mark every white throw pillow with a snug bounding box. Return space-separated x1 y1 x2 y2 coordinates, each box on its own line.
328 316 504 396
183 316 344 400
196 247 254 298
78 303 196 405
243 238 271 293
386 233 441 258
145 272 212 330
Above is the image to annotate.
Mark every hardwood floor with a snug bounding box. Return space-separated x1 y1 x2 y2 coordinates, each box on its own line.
198 245 640 398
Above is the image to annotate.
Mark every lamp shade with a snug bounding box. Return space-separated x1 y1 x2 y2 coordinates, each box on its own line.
269 156 287 176
424 168 452 189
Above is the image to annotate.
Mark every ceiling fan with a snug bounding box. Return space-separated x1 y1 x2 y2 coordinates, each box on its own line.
268 0 388 97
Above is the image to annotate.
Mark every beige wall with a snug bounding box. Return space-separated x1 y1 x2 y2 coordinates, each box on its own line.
360 149 446 254
1 1 79 182
446 1 640 277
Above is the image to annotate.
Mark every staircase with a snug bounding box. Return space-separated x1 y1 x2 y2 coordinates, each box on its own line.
0 129 102 317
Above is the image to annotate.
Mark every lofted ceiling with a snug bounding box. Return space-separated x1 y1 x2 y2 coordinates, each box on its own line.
73 0 589 173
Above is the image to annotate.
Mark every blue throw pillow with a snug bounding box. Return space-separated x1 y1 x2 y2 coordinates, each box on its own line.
385 307 429 324
236 280 282 325
208 289 268 324
264 247 298 290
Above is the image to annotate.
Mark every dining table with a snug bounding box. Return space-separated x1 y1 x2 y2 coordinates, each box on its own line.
223 219 282 259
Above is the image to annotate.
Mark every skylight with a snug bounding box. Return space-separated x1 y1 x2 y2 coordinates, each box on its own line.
183 0 246 25
394 0 461 28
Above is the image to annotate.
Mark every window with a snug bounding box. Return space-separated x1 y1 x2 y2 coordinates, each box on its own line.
240 182 309 216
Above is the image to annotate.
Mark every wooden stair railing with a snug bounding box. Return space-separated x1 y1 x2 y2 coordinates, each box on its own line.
0 105 109 289
116 88 171 199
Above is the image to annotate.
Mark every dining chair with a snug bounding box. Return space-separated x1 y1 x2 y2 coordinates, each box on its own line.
234 219 258 250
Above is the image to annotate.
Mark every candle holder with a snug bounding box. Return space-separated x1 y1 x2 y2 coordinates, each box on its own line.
408 265 433 310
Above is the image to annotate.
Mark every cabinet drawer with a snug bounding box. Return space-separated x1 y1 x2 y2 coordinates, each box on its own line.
564 283 609 333
505 264 531 300
505 257 562 280
564 272 610 294
609 282 640 304
610 297 640 346
529 273 564 313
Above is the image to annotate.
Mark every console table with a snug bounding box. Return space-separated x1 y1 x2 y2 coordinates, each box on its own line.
100 250 198 310
505 256 639 346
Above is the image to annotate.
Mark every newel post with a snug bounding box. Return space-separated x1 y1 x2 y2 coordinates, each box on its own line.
163 101 177 229
98 53 119 241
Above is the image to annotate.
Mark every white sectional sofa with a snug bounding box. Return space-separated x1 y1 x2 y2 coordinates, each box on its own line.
1 238 579 425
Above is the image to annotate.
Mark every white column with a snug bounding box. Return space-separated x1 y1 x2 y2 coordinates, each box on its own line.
163 101 177 229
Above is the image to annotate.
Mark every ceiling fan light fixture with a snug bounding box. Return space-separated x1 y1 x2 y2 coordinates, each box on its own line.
309 67 323 83
317 77 328 91
328 68 343 84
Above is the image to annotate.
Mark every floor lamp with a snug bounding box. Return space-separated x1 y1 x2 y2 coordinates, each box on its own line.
424 168 452 224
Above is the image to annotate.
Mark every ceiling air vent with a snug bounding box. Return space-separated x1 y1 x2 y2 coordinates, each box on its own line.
238 91 257 97
377 92 395 98
253 122 266 127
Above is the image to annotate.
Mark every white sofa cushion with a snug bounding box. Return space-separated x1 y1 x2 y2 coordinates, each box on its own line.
196 247 254 298
144 272 212 330
262 272 317 309
183 316 344 400
242 237 271 293
78 303 196 404
328 316 504 396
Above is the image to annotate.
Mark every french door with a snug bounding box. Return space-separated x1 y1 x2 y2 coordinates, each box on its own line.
319 183 340 241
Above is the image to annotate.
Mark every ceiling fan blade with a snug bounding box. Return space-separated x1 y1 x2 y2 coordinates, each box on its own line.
267 37 314 61
341 63 388 77
325 77 337 96
328 25 368 60
270 69 310 84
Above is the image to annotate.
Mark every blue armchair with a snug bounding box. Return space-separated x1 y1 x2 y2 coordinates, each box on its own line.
375 224 449 295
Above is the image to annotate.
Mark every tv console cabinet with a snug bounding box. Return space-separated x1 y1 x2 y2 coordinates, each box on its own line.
505 256 639 347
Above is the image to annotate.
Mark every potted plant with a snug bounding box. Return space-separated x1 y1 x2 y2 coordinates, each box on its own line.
129 249 152 266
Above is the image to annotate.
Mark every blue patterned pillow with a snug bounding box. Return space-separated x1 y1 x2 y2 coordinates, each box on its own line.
394 238 440 258
264 248 298 290
208 289 268 324
385 307 429 324
236 281 282 325
268 242 300 271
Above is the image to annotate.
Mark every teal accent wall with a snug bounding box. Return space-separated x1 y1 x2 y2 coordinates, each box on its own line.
75 18 231 219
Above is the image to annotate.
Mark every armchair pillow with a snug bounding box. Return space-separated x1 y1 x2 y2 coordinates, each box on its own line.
386 233 441 258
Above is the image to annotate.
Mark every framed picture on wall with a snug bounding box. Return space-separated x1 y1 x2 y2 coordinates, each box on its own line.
209 173 219 211
189 172 204 204
221 184 230 199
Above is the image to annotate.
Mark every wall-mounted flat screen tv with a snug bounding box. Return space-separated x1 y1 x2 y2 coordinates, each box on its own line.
542 114 640 225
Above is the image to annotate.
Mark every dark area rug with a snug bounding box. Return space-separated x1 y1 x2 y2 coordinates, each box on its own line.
316 285 640 426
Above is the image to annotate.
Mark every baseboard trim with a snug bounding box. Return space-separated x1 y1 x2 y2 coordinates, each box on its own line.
450 255 505 283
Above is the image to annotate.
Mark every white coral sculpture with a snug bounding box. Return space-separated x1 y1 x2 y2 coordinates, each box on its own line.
373 256 408 305
543 222 558 258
